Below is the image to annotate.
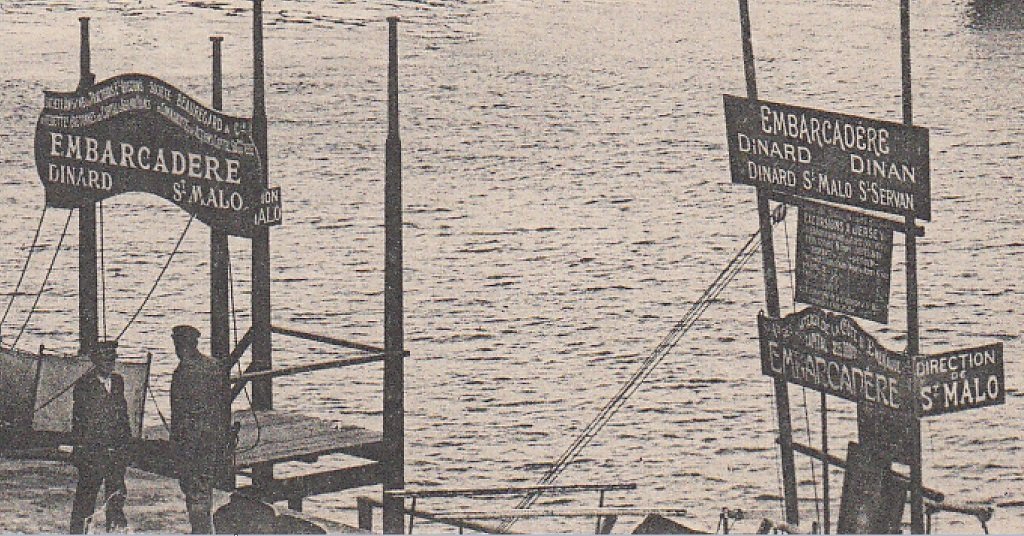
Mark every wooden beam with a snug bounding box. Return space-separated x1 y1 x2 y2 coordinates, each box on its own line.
230 354 384 384
356 496 512 535
788 440 944 502
237 463 382 503
385 483 637 498
430 507 690 520
271 325 385 354
225 327 254 370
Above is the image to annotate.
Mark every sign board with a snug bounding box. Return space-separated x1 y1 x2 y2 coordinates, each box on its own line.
724 94 931 220
35 73 280 237
759 307 912 411
796 201 893 323
837 441 907 535
917 343 1005 417
857 402 915 466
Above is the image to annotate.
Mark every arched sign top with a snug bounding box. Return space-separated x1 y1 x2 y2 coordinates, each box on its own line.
35 73 281 237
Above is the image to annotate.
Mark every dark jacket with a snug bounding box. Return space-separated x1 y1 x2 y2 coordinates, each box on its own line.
71 372 131 467
170 352 231 474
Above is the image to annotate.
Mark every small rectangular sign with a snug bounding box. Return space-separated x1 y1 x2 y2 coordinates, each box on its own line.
917 343 1005 417
796 201 894 323
724 94 931 220
254 186 282 227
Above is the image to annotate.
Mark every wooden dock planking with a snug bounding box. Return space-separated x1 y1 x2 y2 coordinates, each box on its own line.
143 409 381 469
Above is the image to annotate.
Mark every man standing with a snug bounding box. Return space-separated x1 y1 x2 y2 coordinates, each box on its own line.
70 341 131 534
171 325 231 534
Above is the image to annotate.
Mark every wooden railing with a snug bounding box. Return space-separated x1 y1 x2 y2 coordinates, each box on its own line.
358 482 648 534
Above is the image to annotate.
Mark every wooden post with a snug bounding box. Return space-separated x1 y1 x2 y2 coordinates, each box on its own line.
357 497 375 532
900 1 924 533
210 35 230 365
737 0 800 525
382 16 406 535
821 394 830 534
251 0 274 488
77 17 98 357
209 34 235 491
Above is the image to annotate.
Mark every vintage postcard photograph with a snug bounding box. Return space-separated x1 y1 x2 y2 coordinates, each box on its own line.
0 0 1022 534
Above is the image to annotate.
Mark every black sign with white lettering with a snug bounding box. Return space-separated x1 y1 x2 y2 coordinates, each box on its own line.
759 307 912 412
34 73 280 237
917 343 1005 417
796 201 893 323
724 94 931 220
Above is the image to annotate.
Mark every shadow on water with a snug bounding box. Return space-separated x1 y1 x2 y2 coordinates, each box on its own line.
966 0 1024 30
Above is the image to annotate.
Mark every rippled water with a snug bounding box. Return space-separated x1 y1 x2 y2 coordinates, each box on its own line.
1 0 1022 532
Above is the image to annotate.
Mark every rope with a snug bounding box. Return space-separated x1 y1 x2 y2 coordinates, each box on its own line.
99 200 108 340
33 366 94 415
1 205 47 331
499 204 786 532
783 210 821 527
12 210 73 351
227 250 262 453
115 215 194 341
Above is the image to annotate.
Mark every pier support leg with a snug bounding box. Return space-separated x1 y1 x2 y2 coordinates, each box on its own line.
210 35 235 491
251 0 274 489
382 16 406 535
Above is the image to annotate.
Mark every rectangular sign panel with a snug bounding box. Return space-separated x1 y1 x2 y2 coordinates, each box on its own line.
917 343 1005 417
724 94 931 220
796 201 894 323
759 307 912 411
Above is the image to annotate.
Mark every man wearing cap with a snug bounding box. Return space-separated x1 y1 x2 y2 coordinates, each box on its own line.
171 325 231 534
69 342 131 534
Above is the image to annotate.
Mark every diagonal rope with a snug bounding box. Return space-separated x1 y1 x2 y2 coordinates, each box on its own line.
1 205 48 331
499 205 786 533
115 215 194 341
784 210 821 528
99 200 108 340
11 209 73 351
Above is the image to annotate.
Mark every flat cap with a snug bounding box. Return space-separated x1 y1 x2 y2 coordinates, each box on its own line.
172 324 201 341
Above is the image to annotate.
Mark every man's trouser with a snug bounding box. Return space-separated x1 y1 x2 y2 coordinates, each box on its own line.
180 471 214 534
70 455 128 534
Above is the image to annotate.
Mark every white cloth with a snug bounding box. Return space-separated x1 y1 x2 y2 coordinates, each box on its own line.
97 374 111 394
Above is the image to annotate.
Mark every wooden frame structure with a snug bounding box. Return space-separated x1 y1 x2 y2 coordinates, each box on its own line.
735 0 925 532
66 6 407 531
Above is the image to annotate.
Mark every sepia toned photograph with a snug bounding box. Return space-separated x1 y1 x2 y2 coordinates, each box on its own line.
0 0 1021 533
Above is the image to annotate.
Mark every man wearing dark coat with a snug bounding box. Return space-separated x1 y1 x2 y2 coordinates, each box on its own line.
69 342 131 534
171 325 231 534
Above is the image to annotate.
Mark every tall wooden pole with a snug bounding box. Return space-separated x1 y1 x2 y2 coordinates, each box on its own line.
210 36 230 365
382 16 406 535
737 0 800 525
901 1 924 533
78 17 98 357
210 35 234 490
251 0 274 487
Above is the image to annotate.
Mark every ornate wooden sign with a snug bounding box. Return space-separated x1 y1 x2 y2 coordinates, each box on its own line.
35 73 280 237
758 307 912 411
724 95 931 220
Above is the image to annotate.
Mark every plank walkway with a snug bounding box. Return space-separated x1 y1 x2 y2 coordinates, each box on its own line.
143 409 382 468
